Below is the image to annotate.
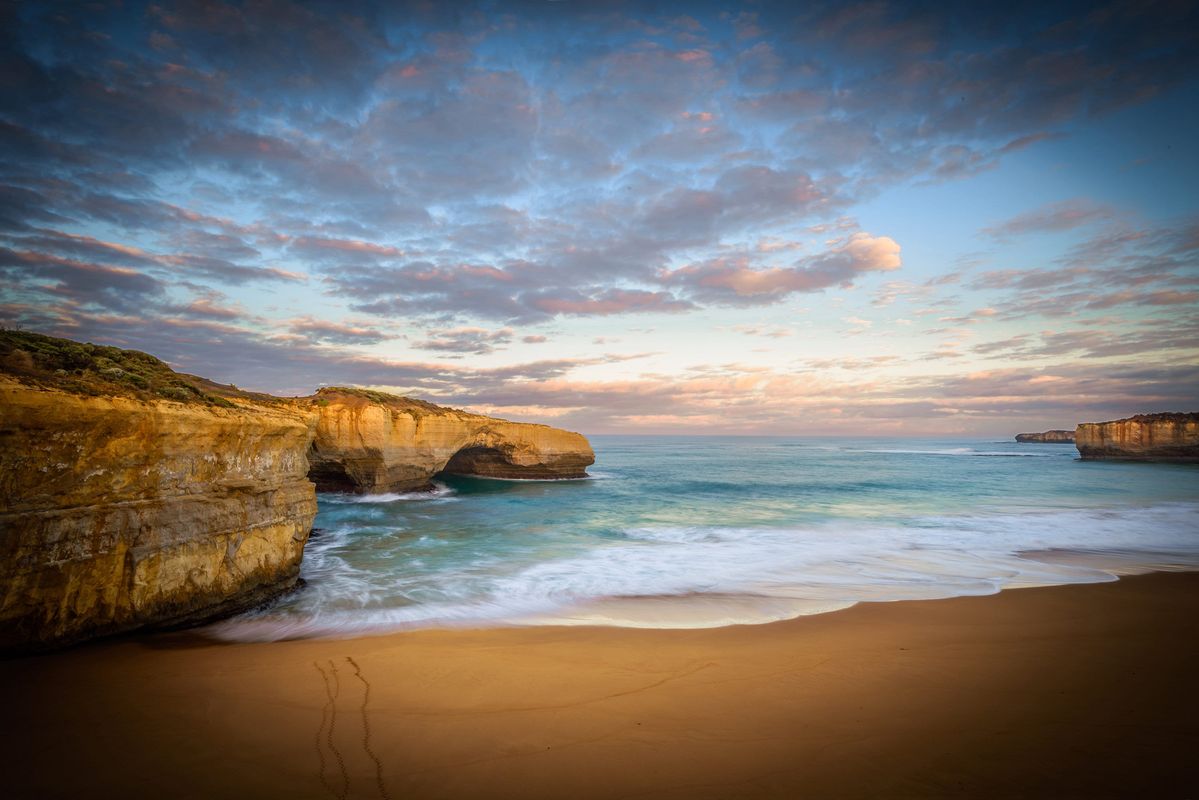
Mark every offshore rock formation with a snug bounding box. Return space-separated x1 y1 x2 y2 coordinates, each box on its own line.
308 388 594 492
1015 430 1076 443
0 332 593 649
1075 413 1199 461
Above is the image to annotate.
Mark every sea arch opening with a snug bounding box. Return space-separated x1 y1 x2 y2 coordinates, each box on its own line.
437 445 516 479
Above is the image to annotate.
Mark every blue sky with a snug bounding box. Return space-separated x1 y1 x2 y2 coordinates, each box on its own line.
2 0 1197 434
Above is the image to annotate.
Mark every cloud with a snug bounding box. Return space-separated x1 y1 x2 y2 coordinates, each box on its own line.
3 0 1185 332
9 292 1197 436
733 324 793 339
971 317 1199 360
288 316 391 346
0 0 1195 436
525 289 694 316
969 216 1199 319
662 232 901 305
982 198 1116 240
165 294 248 321
448 357 1199 435
157 253 306 285
634 116 743 162
289 236 405 260
0 247 164 312
413 327 514 355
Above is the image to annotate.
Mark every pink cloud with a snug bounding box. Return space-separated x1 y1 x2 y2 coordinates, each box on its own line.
663 233 901 303
288 316 390 345
292 237 404 257
528 289 693 315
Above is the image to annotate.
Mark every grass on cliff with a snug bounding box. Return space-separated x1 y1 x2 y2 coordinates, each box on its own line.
314 386 456 416
1124 412 1199 423
0 329 237 407
0 330 494 416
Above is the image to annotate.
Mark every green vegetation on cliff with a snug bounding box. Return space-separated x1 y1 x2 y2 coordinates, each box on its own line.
314 385 454 416
0 331 473 414
1116 412 1199 423
0 329 235 407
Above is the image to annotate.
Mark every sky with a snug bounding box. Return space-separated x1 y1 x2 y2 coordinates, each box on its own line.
2 0 1197 435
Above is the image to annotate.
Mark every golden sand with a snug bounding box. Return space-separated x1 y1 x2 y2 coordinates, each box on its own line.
3 572 1197 798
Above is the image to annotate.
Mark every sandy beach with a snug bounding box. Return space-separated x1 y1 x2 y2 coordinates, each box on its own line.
1 572 1195 799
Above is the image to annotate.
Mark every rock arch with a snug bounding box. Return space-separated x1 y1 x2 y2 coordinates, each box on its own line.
306 389 594 492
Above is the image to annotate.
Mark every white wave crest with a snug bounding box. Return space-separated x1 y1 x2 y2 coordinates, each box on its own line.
210 502 1199 642
319 482 457 504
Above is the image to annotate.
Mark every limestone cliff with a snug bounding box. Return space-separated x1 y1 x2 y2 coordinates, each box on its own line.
1075 413 1199 460
1015 430 1075 443
308 388 595 492
0 379 317 649
0 331 593 649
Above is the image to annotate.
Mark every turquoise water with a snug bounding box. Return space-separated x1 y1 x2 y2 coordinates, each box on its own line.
214 436 1199 641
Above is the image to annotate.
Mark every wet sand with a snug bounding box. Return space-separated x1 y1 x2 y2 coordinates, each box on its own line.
3 572 1198 799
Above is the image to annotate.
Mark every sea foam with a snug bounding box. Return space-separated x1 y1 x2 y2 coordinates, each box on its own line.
211 501 1199 641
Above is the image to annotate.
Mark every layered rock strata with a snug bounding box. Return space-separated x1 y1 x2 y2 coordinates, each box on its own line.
0 332 593 649
308 388 595 492
1015 430 1076 443
0 381 317 649
1075 413 1199 460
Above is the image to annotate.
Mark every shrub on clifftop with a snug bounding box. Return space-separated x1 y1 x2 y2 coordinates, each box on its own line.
0 328 234 407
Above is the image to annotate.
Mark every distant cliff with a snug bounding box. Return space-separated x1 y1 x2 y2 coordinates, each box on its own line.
0 331 593 649
1075 413 1199 461
1015 430 1075 443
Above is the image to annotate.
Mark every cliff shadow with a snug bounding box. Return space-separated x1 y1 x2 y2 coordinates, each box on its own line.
439 444 591 482
307 444 361 493
438 445 511 477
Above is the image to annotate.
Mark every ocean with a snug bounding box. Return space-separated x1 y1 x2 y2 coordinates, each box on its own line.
212 435 1199 641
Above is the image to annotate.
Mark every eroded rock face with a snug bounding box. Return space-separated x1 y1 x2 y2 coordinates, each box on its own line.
1015 430 1076 443
308 389 594 492
0 380 317 649
0 333 594 650
1075 413 1199 460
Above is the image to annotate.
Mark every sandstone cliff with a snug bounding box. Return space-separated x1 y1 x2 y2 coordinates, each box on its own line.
1015 430 1075 443
0 379 317 649
0 331 593 649
308 388 594 492
1075 413 1199 460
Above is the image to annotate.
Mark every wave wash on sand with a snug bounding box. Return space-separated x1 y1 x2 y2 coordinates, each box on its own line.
211 436 1199 642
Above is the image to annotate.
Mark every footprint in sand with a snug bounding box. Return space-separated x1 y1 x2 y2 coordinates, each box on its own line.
314 657 391 800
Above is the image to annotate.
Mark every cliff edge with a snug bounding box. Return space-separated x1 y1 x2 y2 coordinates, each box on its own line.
1075 412 1199 461
0 331 592 649
0 379 316 649
1015 430 1075 443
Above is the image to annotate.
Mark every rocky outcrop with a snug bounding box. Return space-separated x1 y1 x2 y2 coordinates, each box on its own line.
1075 413 1199 460
0 331 593 649
1015 430 1075 443
308 388 594 492
0 380 317 649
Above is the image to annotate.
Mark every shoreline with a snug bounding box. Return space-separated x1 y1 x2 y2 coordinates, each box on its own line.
212 506 1199 642
4 571 1198 798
